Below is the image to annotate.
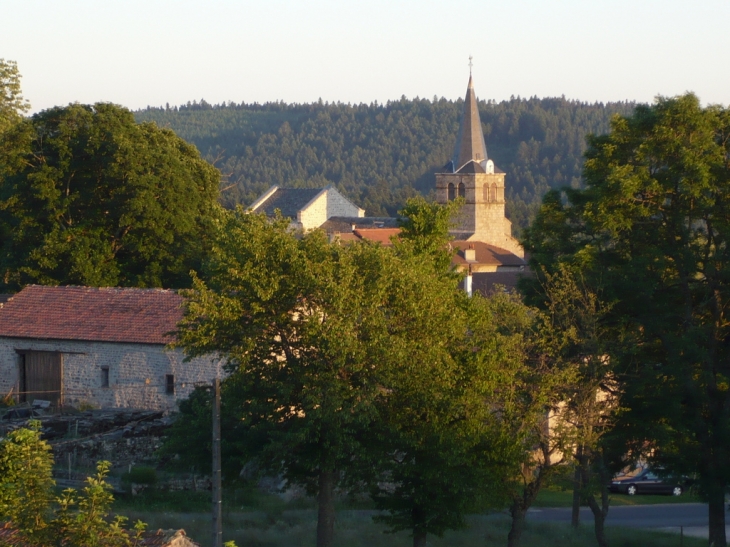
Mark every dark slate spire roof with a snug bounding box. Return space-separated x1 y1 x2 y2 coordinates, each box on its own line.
451 75 488 172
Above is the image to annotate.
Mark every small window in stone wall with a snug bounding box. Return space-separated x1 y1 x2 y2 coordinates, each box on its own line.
101 367 109 388
166 374 175 395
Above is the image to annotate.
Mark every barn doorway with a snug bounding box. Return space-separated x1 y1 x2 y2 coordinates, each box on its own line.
18 351 63 406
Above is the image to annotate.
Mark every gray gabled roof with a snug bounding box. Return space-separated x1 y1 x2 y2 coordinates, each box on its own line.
254 187 324 218
451 75 489 172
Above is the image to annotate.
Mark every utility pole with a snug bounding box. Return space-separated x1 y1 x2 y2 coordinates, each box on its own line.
212 377 223 547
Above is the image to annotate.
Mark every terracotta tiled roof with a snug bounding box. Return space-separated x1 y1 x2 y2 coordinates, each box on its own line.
353 228 401 245
0 285 183 345
451 241 525 267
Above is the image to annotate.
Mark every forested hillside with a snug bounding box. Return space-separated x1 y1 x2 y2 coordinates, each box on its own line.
136 96 634 232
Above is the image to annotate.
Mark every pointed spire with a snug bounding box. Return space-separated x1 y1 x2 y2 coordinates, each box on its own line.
451 61 488 173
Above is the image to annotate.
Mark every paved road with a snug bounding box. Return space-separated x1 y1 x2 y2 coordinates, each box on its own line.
526 503 708 529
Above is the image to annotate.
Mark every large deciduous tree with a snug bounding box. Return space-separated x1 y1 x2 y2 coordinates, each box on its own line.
0 102 221 290
173 205 522 547
0 59 30 135
523 93 730 547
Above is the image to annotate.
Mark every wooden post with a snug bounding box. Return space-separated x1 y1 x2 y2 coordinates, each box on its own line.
212 378 223 547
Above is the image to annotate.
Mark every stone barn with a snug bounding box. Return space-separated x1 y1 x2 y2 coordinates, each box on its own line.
0 285 221 412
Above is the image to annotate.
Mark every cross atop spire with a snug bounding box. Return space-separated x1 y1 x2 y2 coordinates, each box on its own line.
468 55 473 75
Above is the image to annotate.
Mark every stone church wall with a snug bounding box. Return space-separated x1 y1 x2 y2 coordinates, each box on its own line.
0 337 222 411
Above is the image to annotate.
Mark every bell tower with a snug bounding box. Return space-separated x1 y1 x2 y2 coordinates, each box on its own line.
435 68 523 258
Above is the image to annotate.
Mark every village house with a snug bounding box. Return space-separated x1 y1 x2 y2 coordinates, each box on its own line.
248 184 365 231
0 285 222 412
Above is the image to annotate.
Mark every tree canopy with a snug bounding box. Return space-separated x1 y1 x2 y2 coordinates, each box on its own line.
0 103 222 290
522 93 730 547
170 203 535 547
0 59 30 135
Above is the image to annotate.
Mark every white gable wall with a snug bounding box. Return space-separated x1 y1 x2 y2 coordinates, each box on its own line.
326 187 364 220
297 190 328 231
0 337 222 411
297 187 365 231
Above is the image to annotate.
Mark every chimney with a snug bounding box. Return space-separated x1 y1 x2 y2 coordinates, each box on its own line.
464 265 473 297
463 244 476 262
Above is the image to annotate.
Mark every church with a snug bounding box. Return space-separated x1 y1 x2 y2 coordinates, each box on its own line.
249 72 527 294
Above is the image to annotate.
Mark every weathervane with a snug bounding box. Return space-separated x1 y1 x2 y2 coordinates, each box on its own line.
468 55 473 75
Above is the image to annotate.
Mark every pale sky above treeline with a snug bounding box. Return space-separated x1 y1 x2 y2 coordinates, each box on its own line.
3 0 729 113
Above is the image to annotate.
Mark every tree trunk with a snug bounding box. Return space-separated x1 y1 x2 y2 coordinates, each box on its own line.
571 462 582 528
582 454 611 547
507 500 527 547
585 491 609 547
708 490 727 547
413 530 427 547
316 470 336 547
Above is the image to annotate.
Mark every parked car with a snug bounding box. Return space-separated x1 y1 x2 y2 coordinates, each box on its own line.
609 469 684 496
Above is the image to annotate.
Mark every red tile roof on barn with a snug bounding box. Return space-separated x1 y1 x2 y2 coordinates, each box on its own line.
0 285 184 345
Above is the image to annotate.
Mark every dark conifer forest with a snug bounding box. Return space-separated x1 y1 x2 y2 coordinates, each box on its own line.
136 96 634 232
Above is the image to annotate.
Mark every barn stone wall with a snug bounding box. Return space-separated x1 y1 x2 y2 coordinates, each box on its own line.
0 337 222 411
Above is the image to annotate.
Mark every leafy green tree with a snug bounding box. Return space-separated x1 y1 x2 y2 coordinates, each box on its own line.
176 209 394 547
366 288 533 547
541 267 619 547
0 59 30 135
173 206 526 547
0 421 145 546
0 102 221 290
52 461 145 547
496 280 582 547
396 195 461 273
522 93 730 547
0 421 54 537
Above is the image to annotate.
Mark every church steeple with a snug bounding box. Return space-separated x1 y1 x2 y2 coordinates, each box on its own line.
451 70 489 172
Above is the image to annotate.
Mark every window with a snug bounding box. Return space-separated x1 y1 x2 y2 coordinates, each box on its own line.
447 183 455 201
483 184 490 202
166 374 175 395
490 183 497 202
458 183 465 198
100 367 109 388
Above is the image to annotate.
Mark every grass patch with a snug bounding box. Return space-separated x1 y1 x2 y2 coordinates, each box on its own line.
534 487 702 507
114 510 703 547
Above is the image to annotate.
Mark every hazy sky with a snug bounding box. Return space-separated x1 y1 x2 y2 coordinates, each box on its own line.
3 0 729 113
